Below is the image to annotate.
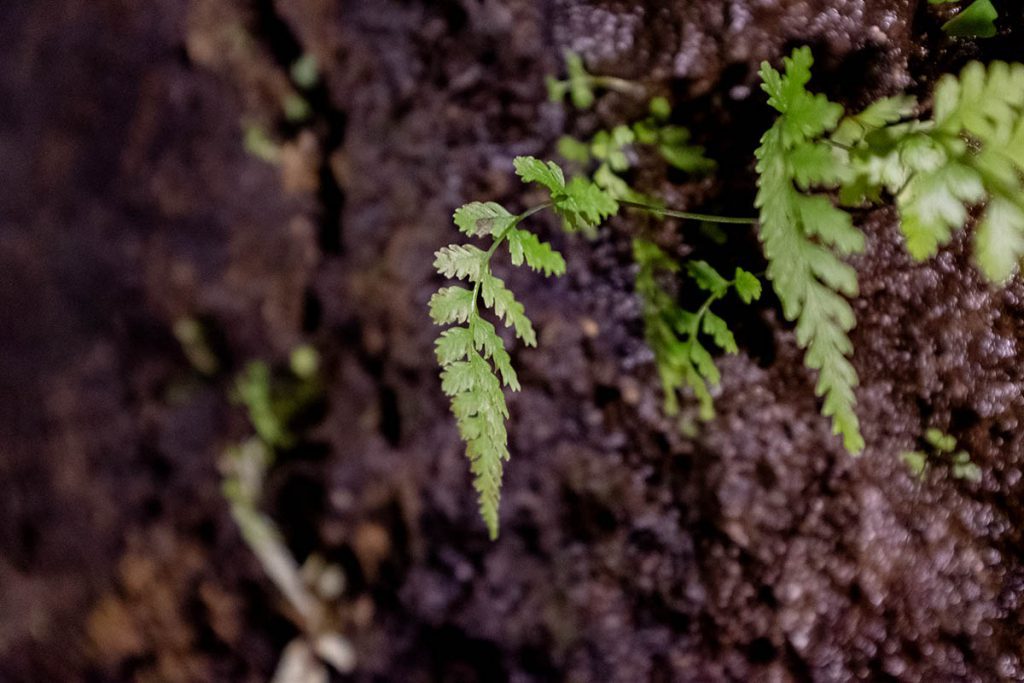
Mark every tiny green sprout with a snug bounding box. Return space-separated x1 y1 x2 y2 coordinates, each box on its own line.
173 317 219 375
236 361 291 448
901 450 928 477
902 429 981 482
244 124 281 164
951 451 983 482
233 351 324 452
290 53 320 89
290 344 320 380
649 96 672 121
283 94 312 123
546 50 646 109
925 427 957 453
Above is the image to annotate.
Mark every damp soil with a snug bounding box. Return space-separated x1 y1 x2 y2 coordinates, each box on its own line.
2 0 1024 681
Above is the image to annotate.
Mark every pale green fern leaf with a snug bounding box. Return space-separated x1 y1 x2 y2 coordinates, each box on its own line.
454 202 516 237
434 245 488 281
428 286 475 324
634 239 759 420
506 228 566 276
976 197 1024 282
433 190 570 538
480 274 536 346
756 48 865 453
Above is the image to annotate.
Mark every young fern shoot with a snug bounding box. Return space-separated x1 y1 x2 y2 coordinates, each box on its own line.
634 240 761 419
546 50 645 109
558 96 716 203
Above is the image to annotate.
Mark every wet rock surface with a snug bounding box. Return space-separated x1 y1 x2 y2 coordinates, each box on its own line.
1 0 1023 680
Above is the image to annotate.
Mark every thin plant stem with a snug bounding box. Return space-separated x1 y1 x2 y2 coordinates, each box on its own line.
619 199 757 225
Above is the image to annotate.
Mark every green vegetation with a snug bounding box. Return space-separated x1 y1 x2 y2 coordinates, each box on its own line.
243 123 281 163
841 60 1024 282
931 0 998 38
233 344 323 450
224 346 355 678
545 50 644 108
434 47 1024 538
429 176 574 539
432 153 754 536
634 241 760 419
756 47 867 452
557 95 715 203
902 428 982 482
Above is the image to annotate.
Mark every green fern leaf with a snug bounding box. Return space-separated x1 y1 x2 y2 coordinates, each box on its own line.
898 162 984 259
866 61 1024 280
702 311 738 353
443 352 509 539
481 274 536 346
756 48 865 453
506 228 566 276
434 245 488 282
686 260 729 296
429 286 475 324
433 191 569 539
514 156 566 193
454 202 516 237
515 156 618 235
832 95 917 146
435 326 474 364
633 239 753 421
976 197 1024 281
734 268 763 304
471 319 519 389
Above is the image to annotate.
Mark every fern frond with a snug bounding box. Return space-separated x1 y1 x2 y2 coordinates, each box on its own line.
843 62 1024 281
634 240 759 420
756 48 865 453
928 61 1024 280
432 189 569 539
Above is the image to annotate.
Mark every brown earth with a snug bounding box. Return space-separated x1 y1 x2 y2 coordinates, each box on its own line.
2 0 1024 681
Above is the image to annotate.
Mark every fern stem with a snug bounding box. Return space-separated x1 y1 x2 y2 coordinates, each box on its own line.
470 202 554 335
589 76 647 98
619 199 757 225
689 291 720 337
825 138 854 152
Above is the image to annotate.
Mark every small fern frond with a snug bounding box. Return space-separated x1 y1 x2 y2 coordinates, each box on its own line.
755 47 866 453
431 179 570 539
634 239 760 420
